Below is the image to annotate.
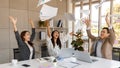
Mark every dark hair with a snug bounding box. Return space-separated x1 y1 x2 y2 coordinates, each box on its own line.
51 30 62 49
102 27 110 33
21 31 33 47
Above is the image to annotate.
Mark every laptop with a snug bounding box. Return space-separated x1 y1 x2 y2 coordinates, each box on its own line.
74 51 97 63
58 48 75 58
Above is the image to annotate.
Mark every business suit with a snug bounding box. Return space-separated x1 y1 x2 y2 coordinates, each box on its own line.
14 28 35 61
87 28 115 60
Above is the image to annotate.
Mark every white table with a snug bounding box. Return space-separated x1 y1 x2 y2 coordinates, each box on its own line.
0 57 120 68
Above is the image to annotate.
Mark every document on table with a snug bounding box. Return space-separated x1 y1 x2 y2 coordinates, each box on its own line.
57 57 80 68
58 61 80 68
39 4 58 21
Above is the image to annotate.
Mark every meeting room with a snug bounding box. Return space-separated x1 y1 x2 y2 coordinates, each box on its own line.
0 0 120 68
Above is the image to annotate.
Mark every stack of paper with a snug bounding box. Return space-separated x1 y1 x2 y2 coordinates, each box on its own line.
40 4 58 21
58 57 80 68
64 13 76 22
37 0 51 7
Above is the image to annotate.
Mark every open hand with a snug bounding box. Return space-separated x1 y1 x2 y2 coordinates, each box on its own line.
9 16 17 25
105 13 111 26
84 18 91 27
29 19 35 28
69 31 74 36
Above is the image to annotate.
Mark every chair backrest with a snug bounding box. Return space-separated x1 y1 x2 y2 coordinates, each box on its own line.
13 48 20 61
41 43 49 57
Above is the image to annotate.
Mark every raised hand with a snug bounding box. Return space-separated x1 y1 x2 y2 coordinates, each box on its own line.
69 31 74 36
9 16 18 31
105 13 111 26
29 19 35 28
84 18 91 28
9 16 17 25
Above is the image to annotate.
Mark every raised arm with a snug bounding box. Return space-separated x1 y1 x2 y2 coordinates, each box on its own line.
46 20 51 38
29 19 35 42
9 16 17 31
105 14 116 44
84 18 96 41
9 16 24 47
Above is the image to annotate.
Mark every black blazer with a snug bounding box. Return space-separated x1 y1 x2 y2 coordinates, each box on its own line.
14 28 35 61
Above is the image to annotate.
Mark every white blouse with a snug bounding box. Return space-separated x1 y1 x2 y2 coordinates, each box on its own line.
26 43 33 60
46 33 70 57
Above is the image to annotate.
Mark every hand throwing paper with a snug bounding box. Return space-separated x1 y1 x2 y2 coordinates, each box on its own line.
40 4 58 21
64 13 76 22
37 0 51 7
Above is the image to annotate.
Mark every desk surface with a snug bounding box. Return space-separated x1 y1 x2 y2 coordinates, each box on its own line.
0 57 120 68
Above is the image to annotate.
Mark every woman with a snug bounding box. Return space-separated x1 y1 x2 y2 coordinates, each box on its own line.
46 20 73 57
9 16 36 61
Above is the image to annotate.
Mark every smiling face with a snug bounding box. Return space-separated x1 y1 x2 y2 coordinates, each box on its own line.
100 28 110 39
21 31 30 41
24 32 30 41
52 30 59 39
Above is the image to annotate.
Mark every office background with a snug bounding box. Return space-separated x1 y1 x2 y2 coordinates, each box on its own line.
0 0 69 64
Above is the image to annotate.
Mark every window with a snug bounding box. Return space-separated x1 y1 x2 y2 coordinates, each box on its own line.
113 0 120 47
91 3 99 37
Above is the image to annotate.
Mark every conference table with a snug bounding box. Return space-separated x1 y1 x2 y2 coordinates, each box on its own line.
0 57 120 68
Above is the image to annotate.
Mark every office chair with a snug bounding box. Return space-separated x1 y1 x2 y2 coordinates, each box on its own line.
41 43 49 57
13 48 20 61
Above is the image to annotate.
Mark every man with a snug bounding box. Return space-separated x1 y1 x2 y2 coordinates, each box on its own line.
84 14 116 60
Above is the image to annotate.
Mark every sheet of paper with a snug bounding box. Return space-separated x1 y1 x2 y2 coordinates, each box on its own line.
58 61 80 68
64 13 76 22
39 4 58 21
80 10 90 15
95 0 106 9
37 0 51 7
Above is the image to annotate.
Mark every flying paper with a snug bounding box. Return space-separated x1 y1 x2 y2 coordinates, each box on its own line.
37 0 51 7
95 0 106 9
80 10 90 15
40 4 58 21
64 13 76 22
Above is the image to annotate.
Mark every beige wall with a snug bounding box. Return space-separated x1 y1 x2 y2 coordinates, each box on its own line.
0 0 67 64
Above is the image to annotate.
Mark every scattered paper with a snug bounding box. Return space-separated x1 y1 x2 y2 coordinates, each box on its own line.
80 10 90 15
95 0 106 9
58 57 80 68
39 4 58 21
64 13 76 22
37 0 51 7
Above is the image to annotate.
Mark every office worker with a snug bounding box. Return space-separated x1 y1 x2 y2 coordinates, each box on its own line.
9 16 36 61
46 20 73 57
84 14 115 60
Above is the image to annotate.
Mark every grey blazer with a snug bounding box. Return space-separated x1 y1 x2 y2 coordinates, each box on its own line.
14 28 35 61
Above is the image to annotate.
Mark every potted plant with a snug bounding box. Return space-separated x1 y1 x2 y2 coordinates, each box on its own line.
38 20 45 27
71 30 84 51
